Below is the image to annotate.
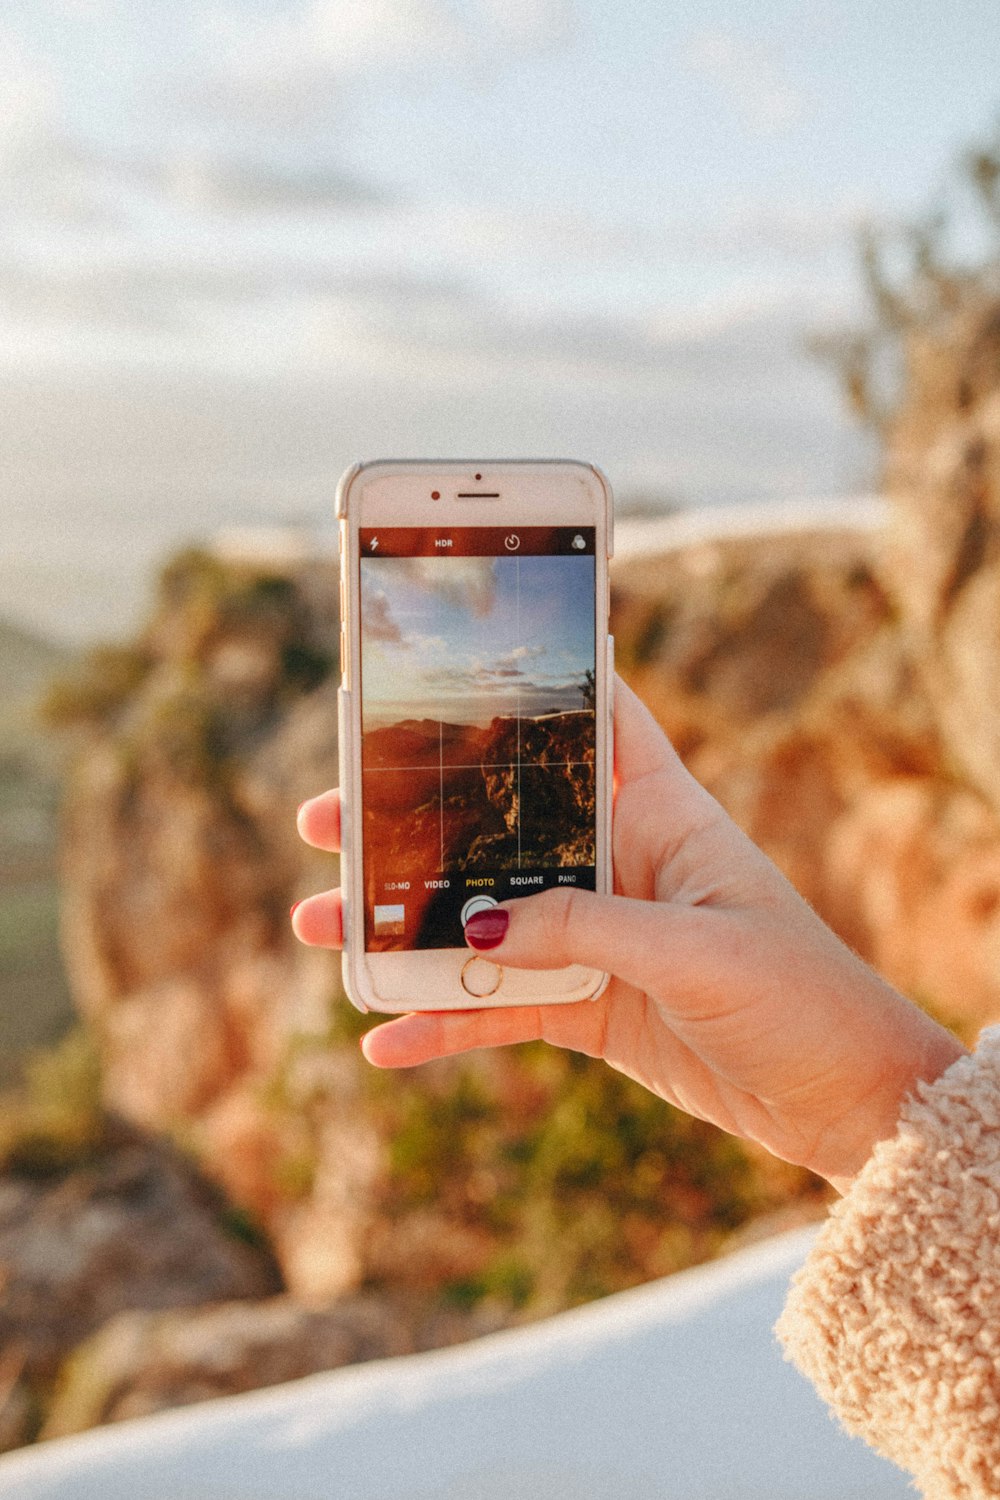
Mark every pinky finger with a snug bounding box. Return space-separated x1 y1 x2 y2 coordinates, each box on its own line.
360 1000 602 1069
291 888 343 948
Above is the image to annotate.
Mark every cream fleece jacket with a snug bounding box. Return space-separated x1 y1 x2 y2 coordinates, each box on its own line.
776 1025 1000 1500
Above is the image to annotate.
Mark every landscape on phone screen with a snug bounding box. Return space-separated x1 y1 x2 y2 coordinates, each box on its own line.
359 528 596 950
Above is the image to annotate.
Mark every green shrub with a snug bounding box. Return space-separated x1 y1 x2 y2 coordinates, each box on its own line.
0 1028 105 1177
368 1040 825 1318
41 647 153 729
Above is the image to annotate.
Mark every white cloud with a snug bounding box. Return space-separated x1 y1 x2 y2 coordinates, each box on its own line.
396 557 499 618
52 0 117 15
290 0 462 69
476 0 573 52
0 30 58 165
158 147 380 214
684 27 804 135
198 0 575 127
200 0 464 124
363 589 404 644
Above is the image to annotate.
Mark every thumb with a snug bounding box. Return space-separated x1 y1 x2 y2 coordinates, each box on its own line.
465 886 708 999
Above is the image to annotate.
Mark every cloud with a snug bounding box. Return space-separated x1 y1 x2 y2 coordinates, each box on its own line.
395 557 499 619
196 0 575 127
683 27 804 135
158 148 381 215
363 589 403 644
0 30 59 165
476 0 573 53
418 653 590 728
500 645 546 664
47 0 116 14
248 0 461 71
198 0 463 125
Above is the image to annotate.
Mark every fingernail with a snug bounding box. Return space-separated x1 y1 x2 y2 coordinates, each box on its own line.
465 908 509 950
296 800 309 818
290 900 302 920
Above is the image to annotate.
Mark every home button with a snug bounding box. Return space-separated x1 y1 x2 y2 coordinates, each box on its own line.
460 956 503 998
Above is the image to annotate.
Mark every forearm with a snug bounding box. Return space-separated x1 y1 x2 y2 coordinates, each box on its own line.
776 1027 1000 1499
819 1002 967 1194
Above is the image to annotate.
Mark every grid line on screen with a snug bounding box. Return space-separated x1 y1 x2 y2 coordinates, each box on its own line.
359 538 597 890
516 555 521 869
362 762 592 771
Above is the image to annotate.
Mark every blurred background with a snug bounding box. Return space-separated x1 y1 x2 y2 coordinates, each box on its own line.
2 0 1000 1459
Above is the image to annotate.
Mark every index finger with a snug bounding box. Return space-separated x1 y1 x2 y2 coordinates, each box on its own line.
612 675 683 785
297 789 341 852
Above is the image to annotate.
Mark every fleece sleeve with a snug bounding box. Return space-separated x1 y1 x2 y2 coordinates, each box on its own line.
775 1025 1000 1500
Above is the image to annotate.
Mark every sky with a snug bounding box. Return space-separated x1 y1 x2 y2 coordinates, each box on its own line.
361 553 594 725
2 0 999 642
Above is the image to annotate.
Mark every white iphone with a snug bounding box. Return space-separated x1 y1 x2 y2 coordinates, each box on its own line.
336 459 613 1013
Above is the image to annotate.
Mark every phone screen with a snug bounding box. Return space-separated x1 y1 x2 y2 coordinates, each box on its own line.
357 526 597 951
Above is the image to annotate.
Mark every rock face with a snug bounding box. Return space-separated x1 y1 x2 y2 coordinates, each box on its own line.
0 1119 281 1450
881 303 1000 819
361 710 596 874
614 291 1000 1030
52 553 378 1302
40 1296 408 1438
41 284 1000 1446
39 1288 507 1440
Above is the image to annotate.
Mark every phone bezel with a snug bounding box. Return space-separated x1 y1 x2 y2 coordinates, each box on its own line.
337 459 613 1013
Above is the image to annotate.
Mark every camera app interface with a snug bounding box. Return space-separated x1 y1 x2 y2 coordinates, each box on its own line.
358 526 597 951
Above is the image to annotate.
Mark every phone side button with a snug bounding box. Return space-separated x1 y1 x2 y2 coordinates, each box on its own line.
460 957 503 998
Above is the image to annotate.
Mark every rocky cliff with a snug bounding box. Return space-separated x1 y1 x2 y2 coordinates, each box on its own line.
20 536 828 1422
26 280 1000 1446
614 296 1000 1033
361 708 596 890
45 550 379 1303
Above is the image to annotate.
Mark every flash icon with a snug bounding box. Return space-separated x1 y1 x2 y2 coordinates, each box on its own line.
370 536 379 551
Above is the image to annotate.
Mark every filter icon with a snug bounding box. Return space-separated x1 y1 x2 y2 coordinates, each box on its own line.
572 534 586 550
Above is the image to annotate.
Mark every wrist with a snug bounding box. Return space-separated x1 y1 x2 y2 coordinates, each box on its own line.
821 1022 968 1194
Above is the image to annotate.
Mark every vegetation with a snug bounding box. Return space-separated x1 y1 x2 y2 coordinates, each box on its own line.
0 617 77 1083
41 646 153 730
5 120 999 1458
376 1046 824 1316
42 548 334 743
0 1028 105 1177
812 121 1000 433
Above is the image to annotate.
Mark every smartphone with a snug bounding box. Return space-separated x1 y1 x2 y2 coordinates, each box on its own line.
336 459 613 1014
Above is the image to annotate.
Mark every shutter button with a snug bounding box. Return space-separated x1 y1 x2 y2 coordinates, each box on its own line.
460 956 503 998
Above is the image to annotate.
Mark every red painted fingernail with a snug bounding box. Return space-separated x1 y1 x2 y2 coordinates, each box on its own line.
289 900 302 919
465 908 509 950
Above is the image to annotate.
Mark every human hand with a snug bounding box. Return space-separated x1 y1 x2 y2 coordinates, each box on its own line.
294 677 965 1191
